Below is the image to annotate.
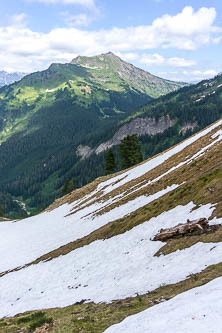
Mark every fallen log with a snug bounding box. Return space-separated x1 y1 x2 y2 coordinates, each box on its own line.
153 218 219 242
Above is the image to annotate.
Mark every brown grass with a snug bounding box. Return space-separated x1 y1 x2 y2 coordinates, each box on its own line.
1 139 222 278
2 122 222 331
2 262 222 332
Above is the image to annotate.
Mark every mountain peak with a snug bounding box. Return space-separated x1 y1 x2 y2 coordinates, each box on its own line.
70 52 119 65
70 52 185 97
103 51 118 57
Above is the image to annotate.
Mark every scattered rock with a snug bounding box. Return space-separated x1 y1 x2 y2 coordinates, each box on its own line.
207 187 214 193
34 322 52 333
75 299 87 305
76 145 94 159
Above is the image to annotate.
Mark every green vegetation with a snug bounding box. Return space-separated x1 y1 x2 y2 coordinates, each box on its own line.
0 53 184 217
119 134 143 169
62 178 76 195
0 311 53 332
1 101 222 331
0 54 159 217
105 148 116 175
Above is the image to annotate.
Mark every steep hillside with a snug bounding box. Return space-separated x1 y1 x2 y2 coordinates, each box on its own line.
0 53 185 218
94 73 222 154
0 71 26 87
1 118 222 332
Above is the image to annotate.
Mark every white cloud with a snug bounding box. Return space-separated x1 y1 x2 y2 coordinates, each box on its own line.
27 0 96 9
140 53 165 65
0 7 221 72
187 69 217 77
62 13 91 27
10 13 28 27
167 57 196 67
118 52 196 68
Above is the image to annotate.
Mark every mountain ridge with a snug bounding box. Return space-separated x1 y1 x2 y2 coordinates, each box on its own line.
0 52 186 217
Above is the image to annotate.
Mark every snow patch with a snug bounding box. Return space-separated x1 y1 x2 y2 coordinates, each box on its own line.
104 276 222 333
0 185 179 273
0 203 222 318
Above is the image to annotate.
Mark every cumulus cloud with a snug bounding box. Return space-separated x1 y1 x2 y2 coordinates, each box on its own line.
118 52 196 68
0 6 221 72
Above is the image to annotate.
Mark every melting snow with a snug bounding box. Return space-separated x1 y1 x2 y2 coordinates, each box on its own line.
0 202 222 318
0 185 179 273
104 276 222 333
1 119 222 318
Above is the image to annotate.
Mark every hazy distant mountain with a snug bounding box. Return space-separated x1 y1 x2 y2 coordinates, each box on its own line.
0 71 26 87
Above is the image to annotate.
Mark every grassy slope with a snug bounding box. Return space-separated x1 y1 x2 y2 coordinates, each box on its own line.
1 120 222 332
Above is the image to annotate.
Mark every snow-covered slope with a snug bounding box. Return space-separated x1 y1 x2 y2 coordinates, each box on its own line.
105 276 222 333
1 202 222 318
1 118 222 331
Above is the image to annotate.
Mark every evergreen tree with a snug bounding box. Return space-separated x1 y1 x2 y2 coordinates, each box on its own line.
71 178 76 190
62 178 76 195
119 134 143 170
105 148 116 175
0 204 3 217
62 180 71 195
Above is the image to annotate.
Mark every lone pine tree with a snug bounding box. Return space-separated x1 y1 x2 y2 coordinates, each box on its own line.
119 134 143 170
105 148 116 175
62 178 76 195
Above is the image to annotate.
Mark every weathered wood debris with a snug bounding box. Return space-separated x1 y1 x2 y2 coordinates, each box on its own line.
153 218 220 242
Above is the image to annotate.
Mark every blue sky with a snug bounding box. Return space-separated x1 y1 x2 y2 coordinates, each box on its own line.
1 0 222 82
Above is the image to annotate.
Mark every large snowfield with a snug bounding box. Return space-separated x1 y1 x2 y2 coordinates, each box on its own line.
1 202 222 318
1 119 222 331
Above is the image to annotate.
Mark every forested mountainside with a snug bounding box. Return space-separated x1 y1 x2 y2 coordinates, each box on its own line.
1 65 222 218
0 71 26 87
1 118 222 332
95 73 222 155
0 53 185 218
